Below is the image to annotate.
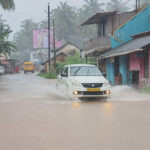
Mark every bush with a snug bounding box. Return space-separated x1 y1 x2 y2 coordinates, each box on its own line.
38 71 57 79
139 87 150 94
55 52 96 74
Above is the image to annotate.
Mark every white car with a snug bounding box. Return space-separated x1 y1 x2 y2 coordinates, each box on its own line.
57 64 111 99
0 66 4 75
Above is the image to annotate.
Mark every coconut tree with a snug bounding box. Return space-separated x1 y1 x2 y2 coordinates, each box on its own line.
106 0 129 12
52 2 77 42
0 23 16 54
0 0 15 10
0 16 16 54
81 0 104 18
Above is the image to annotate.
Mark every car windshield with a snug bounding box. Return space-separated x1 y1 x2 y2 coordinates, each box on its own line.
70 66 102 76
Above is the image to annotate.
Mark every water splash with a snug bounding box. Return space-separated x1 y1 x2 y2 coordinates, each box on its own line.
109 85 150 102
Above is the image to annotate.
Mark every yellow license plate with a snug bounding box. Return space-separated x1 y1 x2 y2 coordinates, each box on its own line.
87 88 100 92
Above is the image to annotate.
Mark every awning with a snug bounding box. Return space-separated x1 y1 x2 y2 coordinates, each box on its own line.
81 11 117 26
98 35 150 59
84 47 110 57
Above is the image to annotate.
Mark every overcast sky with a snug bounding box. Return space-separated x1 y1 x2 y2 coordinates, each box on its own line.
0 0 135 38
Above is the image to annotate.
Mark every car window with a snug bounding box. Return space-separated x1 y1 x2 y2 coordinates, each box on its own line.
60 67 65 74
60 67 68 77
64 67 68 75
70 66 102 76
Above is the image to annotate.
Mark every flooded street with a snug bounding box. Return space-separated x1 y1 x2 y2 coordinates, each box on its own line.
0 73 150 150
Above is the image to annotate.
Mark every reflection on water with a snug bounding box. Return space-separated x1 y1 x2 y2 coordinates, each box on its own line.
72 102 80 108
1 74 150 150
104 102 113 111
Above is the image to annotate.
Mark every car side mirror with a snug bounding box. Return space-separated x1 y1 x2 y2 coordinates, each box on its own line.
61 73 68 77
102 72 107 77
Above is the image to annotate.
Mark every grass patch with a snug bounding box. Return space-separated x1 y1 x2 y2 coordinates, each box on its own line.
139 87 150 94
38 71 57 79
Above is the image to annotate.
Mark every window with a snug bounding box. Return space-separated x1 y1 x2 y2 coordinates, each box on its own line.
98 21 106 36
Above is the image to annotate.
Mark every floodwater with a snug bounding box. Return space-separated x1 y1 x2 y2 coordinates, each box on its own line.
0 73 150 150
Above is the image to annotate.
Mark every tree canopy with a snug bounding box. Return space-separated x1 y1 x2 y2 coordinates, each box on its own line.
0 0 15 10
106 0 129 12
0 17 16 54
13 19 38 61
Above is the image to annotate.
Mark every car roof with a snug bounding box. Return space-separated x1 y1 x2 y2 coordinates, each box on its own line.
65 64 95 67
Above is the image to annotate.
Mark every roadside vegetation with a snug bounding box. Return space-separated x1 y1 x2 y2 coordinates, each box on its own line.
55 52 96 74
38 71 57 79
139 87 150 94
0 16 16 59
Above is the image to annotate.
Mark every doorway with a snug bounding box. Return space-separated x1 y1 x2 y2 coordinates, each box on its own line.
132 71 139 87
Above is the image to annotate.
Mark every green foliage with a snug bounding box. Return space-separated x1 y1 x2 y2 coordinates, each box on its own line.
52 2 78 43
0 16 16 54
55 52 96 74
106 0 129 12
38 71 57 79
139 87 150 94
0 0 15 10
13 19 38 61
39 0 104 48
81 0 104 18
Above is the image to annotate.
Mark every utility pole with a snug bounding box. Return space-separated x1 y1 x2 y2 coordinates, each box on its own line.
48 3 51 72
53 19 56 70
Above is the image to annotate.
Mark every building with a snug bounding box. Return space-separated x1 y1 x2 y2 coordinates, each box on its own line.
0 53 19 74
81 10 137 73
98 5 150 86
42 42 81 73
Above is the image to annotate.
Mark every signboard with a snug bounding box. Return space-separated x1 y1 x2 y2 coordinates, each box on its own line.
33 30 62 49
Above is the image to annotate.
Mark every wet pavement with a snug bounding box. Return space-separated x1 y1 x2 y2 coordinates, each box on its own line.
0 73 150 150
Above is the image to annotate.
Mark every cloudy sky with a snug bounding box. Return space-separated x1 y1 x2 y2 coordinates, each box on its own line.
0 0 135 38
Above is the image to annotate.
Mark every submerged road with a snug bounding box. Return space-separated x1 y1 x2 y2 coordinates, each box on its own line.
0 73 150 150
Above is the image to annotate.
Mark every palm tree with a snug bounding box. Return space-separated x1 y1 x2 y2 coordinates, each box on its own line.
0 23 16 54
0 16 16 54
106 0 129 12
82 0 104 17
13 19 38 61
53 2 77 42
0 0 15 10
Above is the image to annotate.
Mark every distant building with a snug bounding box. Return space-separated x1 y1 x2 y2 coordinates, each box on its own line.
42 42 81 73
30 49 49 64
